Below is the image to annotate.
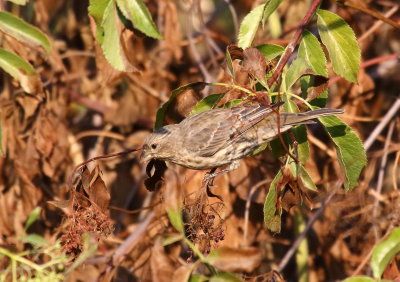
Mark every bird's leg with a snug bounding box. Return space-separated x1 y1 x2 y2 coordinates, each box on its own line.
202 161 240 186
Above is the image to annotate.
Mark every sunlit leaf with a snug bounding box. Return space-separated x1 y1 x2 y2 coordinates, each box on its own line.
238 4 264 49
6 0 28 5
0 11 51 54
256 44 284 61
261 0 282 27
317 114 366 190
317 9 360 83
162 233 184 246
298 29 328 76
190 92 227 115
116 0 162 39
264 170 283 232
107 1 138 71
284 58 310 91
289 162 317 191
0 48 40 94
371 227 400 279
167 209 184 234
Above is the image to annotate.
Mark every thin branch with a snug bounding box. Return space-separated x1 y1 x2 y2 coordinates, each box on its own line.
277 181 341 272
267 0 321 88
372 121 395 239
364 96 400 151
342 1 400 29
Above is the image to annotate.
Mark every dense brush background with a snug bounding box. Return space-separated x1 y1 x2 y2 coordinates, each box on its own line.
0 0 399 281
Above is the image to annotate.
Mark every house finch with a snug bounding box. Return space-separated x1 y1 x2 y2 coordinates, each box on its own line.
141 103 343 179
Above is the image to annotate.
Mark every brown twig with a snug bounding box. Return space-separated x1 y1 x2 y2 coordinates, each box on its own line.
364 96 400 151
341 1 400 29
267 0 321 88
277 181 341 272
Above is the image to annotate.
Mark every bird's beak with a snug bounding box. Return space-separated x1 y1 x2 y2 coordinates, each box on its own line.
140 150 151 164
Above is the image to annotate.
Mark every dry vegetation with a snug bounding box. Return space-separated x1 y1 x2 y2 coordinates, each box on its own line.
0 0 399 281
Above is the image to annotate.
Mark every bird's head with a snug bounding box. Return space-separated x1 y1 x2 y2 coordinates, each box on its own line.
141 125 178 164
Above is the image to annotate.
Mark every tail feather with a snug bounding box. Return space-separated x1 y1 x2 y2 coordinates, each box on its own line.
281 108 344 126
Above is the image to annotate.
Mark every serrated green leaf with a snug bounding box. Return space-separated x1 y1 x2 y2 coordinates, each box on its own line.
0 11 51 54
264 170 283 232
318 114 366 190
238 4 264 49
317 9 360 83
167 208 184 234
0 48 40 94
261 0 282 27
155 82 208 129
342 277 376 282
256 44 284 61
190 93 227 115
284 58 310 91
116 0 162 39
298 30 327 76
371 227 400 279
21 234 47 247
99 0 137 71
88 0 110 43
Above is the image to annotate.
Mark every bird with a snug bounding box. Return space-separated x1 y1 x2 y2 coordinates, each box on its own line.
141 103 343 180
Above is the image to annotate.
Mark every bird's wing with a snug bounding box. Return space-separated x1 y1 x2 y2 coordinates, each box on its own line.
181 108 235 157
182 103 281 157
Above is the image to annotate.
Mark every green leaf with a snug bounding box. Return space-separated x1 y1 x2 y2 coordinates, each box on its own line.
261 0 282 27
162 233 184 246
0 11 51 54
190 93 227 115
21 234 47 247
371 227 400 279
167 208 185 234
342 277 376 282
7 0 28 5
289 162 317 191
222 99 244 108
298 30 328 76
225 47 235 80
0 48 40 94
209 272 243 282
318 114 366 190
317 9 360 83
284 58 309 91
264 170 283 232
24 207 41 230
238 4 264 49
155 82 208 129
116 0 162 39
256 44 284 61
98 0 137 71
282 95 310 163
189 274 209 282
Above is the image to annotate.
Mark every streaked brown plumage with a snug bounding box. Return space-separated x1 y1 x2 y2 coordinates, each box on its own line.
141 103 343 178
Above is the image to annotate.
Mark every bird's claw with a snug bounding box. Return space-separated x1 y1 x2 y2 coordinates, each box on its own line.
202 173 215 187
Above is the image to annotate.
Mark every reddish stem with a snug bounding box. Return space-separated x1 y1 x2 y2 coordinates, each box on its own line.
267 0 321 88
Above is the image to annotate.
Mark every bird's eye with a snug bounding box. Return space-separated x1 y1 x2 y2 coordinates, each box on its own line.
151 144 158 149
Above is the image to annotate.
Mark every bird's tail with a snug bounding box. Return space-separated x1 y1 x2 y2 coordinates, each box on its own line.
281 108 344 126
